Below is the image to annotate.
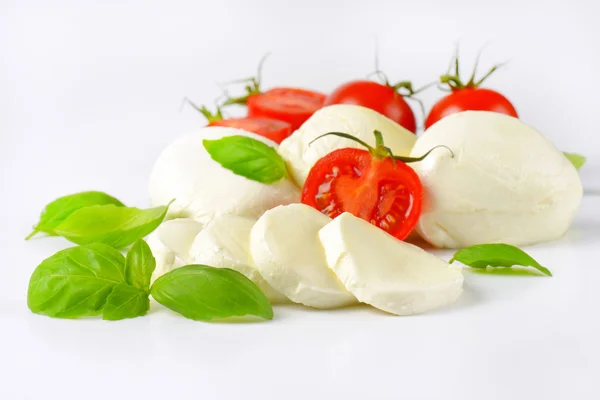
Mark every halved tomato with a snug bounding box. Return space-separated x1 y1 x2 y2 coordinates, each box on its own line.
209 117 292 144
247 88 326 131
301 131 425 240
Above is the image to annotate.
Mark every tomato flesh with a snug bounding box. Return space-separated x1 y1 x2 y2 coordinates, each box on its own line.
247 88 326 132
209 117 292 144
324 80 417 133
302 148 422 240
425 87 518 129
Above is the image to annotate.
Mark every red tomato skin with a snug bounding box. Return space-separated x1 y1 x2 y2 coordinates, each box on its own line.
247 88 326 132
425 88 518 129
208 117 292 144
301 148 422 240
324 80 417 133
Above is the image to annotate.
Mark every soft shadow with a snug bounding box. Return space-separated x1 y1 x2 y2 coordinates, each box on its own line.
467 267 549 277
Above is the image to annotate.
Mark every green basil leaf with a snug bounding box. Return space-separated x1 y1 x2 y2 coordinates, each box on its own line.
151 265 274 321
203 135 288 183
28 244 126 318
54 204 169 249
102 283 150 321
125 239 156 292
450 244 552 276
26 191 125 240
563 152 586 170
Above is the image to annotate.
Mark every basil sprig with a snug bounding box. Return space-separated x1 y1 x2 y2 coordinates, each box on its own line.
28 244 273 322
203 135 288 183
450 243 552 276
26 191 125 240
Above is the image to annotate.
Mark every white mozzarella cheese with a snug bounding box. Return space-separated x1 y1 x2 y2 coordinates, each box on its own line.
189 214 288 304
250 204 356 309
318 212 463 315
149 126 300 225
410 111 583 248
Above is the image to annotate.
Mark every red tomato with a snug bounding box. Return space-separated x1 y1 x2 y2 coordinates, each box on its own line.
425 88 518 129
209 117 292 144
324 80 417 133
247 88 326 132
301 148 422 240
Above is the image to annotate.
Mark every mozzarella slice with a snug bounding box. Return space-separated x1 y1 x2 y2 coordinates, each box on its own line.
410 111 583 248
157 218 203 259
149 126 300 225
146 230 185 283
250 204 356 309
279 104 416 186
189 214 288 304
318 213 463 315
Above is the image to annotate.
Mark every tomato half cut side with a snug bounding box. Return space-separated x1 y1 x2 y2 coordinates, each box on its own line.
209 117 292 144
301 148 423 240
247 88 326 131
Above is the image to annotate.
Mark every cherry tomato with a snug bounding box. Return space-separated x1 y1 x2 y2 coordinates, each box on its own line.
302 147 422 240
324 80 417 133
426 51 518 129
425 88 517 129
209 117 292 144
247 88 326 132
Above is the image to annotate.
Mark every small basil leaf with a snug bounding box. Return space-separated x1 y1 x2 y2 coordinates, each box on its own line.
125 239 156 292
151 265 274 321
102 283 150 321
54 204 169 249
203 135 288 184
563 152 586 170
26 191 125 240
450 244 552 277
28 244 126 318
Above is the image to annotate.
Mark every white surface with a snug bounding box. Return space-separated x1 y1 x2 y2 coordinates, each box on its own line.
1 197 599 400
1 1 599 399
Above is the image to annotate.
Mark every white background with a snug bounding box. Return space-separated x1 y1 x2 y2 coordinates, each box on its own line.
1 1 599 399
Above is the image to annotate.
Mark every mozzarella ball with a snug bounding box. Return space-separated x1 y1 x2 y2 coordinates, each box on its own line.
189 214 288 304
279 104 416 186
410 111 583 248
149 127 300 225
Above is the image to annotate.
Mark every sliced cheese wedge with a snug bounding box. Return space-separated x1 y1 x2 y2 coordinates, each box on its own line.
318 213 463 315
157 218 203 260
189 214 288 304
250 204 356 309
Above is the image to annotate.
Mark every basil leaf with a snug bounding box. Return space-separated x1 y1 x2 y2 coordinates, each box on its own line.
54 204 169 249
125 239 156 292
102 283 150 320
203 135 288 183
450 244 552 276
151 265 274 321
26 191 125 240
564 152 586 170
28 244 126 318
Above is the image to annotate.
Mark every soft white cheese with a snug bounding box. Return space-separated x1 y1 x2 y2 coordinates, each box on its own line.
146 229 185 283
157 218 203 259
149 126 300 225
410 111 583 248
318 212 463 315
250 204 356 309
279 104 416 186
189 214 288 304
